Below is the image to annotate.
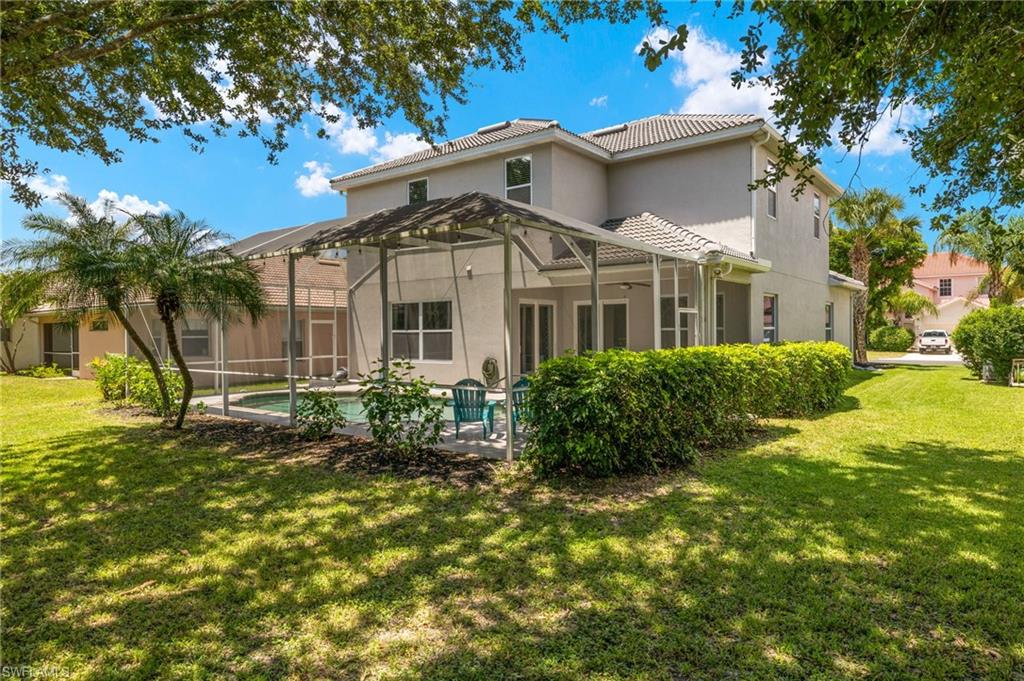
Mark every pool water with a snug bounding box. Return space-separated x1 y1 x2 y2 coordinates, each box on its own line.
233 392 505 423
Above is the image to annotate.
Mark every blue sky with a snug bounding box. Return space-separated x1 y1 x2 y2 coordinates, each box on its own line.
2 4 943 247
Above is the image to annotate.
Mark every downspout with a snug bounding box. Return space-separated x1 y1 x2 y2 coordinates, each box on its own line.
750 128 771 259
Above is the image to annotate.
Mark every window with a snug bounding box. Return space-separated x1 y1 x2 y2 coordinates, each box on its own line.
181 318 210 357
660 295 690 348
576 302 627 351
766 162 778 219
519 302 554 373
149 319 164 359
716 293 726 345
505 156 532 204
43 323 78 370
90 318 109 332
392 301 452 361
825 302 834 341
408 178 428 205
939 278 952 297
813 193 821 238
762 295 778 343
281 319 304 359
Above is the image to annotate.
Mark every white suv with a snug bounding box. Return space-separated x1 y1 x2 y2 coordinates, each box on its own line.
918 329 952 354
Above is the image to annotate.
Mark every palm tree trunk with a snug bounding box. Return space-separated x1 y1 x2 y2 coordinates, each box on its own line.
160 312 193 429
1 328 22 373
850 236 870 364
988 264 1005 303
110 307 171 416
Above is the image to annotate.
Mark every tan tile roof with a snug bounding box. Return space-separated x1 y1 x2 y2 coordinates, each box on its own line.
333 119 562 182
255 256 347 308
332 114 764 184
547 212 757 268
581 114 762 153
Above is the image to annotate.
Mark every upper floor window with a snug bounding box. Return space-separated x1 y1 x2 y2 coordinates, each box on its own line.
408 178 427 205
182 318 210 357
505 156 532 204
813 193 821 238
766 162 778 219
939 278 952 297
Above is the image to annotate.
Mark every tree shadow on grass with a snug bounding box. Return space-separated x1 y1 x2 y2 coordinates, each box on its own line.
4 415 1022 678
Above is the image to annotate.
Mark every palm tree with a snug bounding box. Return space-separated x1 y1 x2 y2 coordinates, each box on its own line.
935 209 1024 305
0 268 47 373
832 189 920 364
132 211 266 429
10 194 172 413
885 289 938 321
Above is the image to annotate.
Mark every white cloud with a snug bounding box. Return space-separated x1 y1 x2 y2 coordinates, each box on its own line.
88 189 170 222
589 95 608 108
27 174 70 202
295 160 334 197
642 25 776 119
320 103 378 155
373 132 429 162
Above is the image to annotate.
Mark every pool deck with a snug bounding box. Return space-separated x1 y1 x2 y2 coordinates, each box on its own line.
193 385 525 461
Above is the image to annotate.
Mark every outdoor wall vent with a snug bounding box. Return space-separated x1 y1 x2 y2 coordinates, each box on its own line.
589 123 628 137
476 121 511 135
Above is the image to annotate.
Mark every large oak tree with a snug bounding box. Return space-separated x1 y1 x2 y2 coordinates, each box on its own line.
2 0 663 207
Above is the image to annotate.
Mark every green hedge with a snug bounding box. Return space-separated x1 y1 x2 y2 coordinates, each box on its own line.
868 326 915 352
90 353 183 416
953 306 1024 384
521 342 852 477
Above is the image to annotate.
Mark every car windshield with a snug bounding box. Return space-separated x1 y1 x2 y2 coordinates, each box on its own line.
922 331 947 337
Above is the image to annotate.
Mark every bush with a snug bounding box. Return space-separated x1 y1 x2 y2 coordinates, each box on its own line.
951 308 987 377
868 325 915 352
522 341 851 477
359 359 445 457
296 389 347 440
16 363 68 378
89 353 183 416
954 306 1024 384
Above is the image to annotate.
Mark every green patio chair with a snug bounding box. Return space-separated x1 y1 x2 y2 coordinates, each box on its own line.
511 376 530 436
450 378 496 439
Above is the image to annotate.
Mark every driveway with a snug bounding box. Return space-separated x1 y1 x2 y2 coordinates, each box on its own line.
873 350 964 366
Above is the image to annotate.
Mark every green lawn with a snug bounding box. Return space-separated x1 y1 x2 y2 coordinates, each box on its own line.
2 367 1023 679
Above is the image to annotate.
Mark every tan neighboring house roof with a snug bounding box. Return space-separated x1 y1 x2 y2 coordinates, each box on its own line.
915 252 988 278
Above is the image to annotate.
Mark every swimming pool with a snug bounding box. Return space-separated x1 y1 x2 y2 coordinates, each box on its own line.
232 392 506 423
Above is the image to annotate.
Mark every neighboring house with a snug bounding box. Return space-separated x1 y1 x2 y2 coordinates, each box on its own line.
326 114 863 385
15 254 348 387
908 252 989 335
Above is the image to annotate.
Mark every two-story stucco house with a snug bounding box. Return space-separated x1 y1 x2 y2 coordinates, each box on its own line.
325 114 862 386
905 252 990 335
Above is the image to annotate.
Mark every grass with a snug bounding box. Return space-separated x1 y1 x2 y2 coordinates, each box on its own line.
2 367 1023 679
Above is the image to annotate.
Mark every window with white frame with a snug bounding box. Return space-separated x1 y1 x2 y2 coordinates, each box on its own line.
505 156 532 204
280 318 304 359
392 301 453 361
825 302 834 341
813 193 822 238
181 318 210 357
939 278 952 297
408 178 427 205
763 294 778 343
766 162 778 219
660 295 689 348
716 293 726 344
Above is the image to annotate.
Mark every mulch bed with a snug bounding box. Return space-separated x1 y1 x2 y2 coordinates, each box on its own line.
158 413 499 488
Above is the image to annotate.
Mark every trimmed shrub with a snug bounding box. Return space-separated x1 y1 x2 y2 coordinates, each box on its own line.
522 341 851 477
951 308 987 377
296 388 347 440
954 306 1024 384
90 353 183 416
868 326 914 352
